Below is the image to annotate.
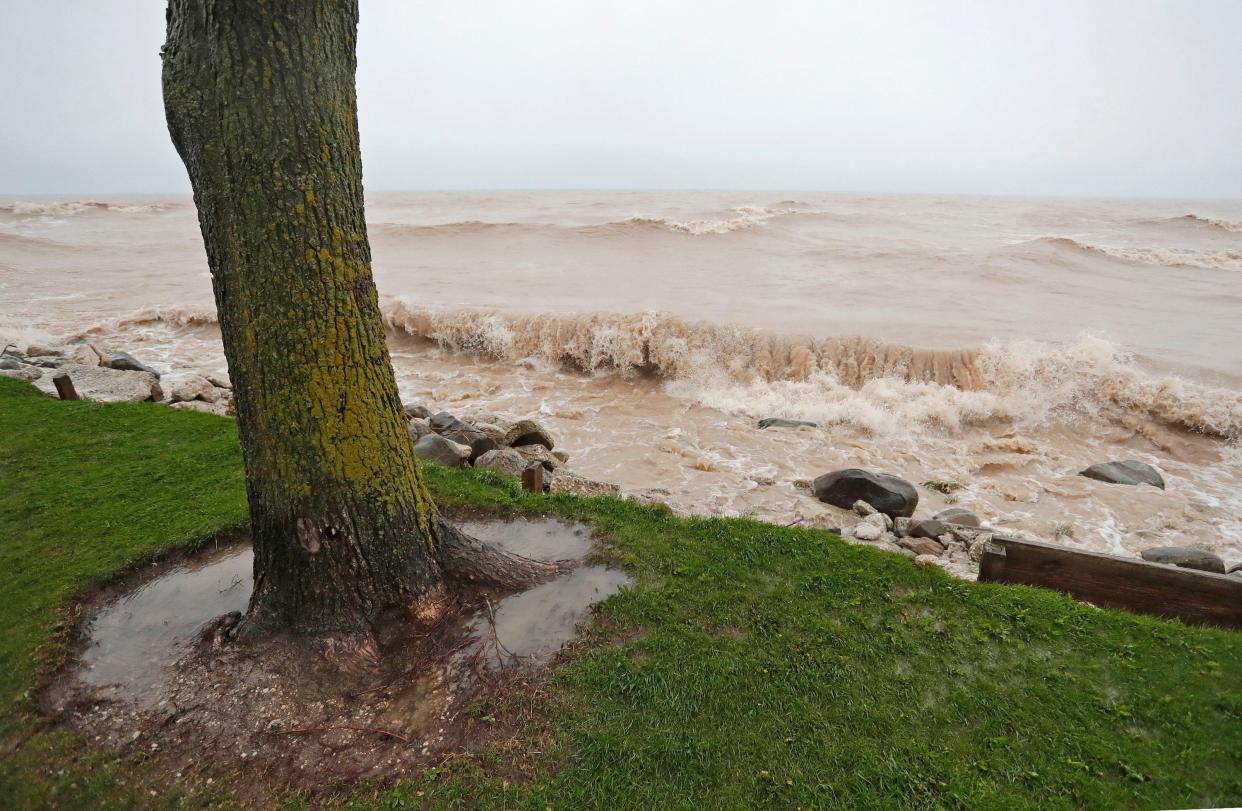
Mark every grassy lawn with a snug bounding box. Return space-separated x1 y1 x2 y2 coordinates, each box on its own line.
1 374 1240 809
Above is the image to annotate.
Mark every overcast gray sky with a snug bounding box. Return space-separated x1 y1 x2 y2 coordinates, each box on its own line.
2 0 1240 197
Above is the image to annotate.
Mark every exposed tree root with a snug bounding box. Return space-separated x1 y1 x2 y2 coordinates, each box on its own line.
434 519 572 589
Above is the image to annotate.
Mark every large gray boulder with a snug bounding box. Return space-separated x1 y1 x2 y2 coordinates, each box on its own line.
516 443 561 472
441 426 497 462
910 508 983 539
503 418 555 450
32 365 161 403
403 403 432 420
0 365 42 382
1140 546 1225 574
757 417 818 430
812 469 918 518
549 472 620 497
1079 460 1164 489
425 411 497 460
64 344 105 367
164 372 218 403
106 351 160 376
407 417 432 442
474 448 528 479
170 400 231 416
413 433 471 467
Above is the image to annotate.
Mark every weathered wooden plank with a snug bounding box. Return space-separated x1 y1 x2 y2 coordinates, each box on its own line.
978 535 1242 629
52 372 80 401
521 463 544 493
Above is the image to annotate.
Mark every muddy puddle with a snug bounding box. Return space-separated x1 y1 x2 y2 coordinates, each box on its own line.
80 544 253 707
74 518 628 710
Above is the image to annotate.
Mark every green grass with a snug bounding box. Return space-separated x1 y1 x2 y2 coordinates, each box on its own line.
1 375 1240 809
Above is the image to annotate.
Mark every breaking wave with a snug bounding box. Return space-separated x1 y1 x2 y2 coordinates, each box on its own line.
1144 213 1242 233
0 200 180 217
1019 236 1242 272
371 205 824 239
380 303 1241 439
70 303 1242 440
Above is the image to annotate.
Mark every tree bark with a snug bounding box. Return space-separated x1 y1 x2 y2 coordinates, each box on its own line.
162 0 446 636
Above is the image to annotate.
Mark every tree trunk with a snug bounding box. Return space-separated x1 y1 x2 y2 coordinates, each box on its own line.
162 0 447 636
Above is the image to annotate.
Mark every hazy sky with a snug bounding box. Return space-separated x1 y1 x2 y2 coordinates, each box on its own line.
2 1 1240 197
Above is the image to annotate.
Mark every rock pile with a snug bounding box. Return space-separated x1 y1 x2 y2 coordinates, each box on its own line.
807 468 1016 579
2 342 175 405
402 404 619 497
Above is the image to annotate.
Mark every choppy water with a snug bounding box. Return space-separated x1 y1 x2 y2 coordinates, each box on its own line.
2 191 1241 563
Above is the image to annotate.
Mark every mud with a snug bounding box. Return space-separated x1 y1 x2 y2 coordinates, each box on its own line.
45 517 630 801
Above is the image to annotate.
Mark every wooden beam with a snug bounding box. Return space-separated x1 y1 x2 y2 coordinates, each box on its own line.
521 463 544 494
52 373 80 401
979 535 1242 629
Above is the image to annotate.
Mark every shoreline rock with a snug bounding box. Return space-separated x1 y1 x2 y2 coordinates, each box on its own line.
813 469 918 518
1140 546 1225 574
1079 460 1165 490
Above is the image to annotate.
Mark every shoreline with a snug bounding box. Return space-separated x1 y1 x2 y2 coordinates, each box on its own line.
5 334 1240 582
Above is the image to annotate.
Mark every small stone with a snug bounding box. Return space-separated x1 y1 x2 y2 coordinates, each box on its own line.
968 533 993 562
206 373 232 389
1140 546 1225 574
899 537 946 556
407 417 431 441
914 554 940 568
893 517 911 537
932 507 980 528
852 521 883 541
24 344 61 357
852 500 878 517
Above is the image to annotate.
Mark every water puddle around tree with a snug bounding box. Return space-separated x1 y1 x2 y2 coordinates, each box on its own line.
77 518 628 709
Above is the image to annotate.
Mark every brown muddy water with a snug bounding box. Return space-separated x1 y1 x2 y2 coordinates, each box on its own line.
75 518 629 710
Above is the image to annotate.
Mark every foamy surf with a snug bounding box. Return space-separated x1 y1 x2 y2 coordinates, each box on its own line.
67 302 1242 441
0 200 181 217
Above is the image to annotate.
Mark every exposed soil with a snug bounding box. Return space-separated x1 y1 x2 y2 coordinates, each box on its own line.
42 516 629 804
